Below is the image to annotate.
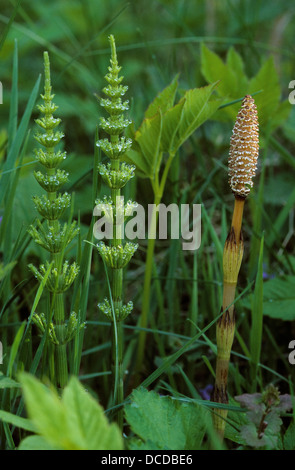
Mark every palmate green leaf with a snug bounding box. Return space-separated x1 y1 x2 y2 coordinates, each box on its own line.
160 98 185 154
128 80 220 180
125 388 209 450
62 376 123 450
283 420 295 450
135 111 163 179
248 56 284 128
18 373 123 450
144 75 179 119
200 44 247 122
125 148 152 179
201 44 245 101
269 100 291 133
174 82 221 151
262 275 295 321
200 43 290 130
18 435 58 450
226 47 248 89
128 438 163 451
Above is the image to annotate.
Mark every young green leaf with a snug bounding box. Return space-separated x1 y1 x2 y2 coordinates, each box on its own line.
18 435 58 450
160 98 185 154
201 43 239 99
263 275 295 321
135 112 163 179
249 57 282 128
174 82 221 151
144 75 179 119
125 388 209 450
18 373 123 450
200 43 290 129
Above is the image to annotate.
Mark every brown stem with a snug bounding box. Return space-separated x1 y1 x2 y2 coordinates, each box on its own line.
231 196 245 245
212 196 245 439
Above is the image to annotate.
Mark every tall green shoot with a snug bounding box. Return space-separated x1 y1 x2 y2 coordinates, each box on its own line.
28 52 82 388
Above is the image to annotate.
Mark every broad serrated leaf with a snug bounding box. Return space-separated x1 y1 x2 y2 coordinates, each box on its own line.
144 75 179 119
127 79 221 181
62 376 122 450
240 412 282 449
201 44 290 130
125 388 208 450
19 373 123 450
128 438 164 451
160 98 185 154
249 57 282 127
262 275 295 320
268 99 291 131
175 82 221 149
226 47 248 90
283 420 295 450
125 147 152 179
18 435 58 450
135 112 163 179
200 43 248 115
201 44 237 97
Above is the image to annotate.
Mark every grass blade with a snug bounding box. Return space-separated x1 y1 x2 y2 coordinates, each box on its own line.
250 234 264 391
0 74 41 205
0 0 23 52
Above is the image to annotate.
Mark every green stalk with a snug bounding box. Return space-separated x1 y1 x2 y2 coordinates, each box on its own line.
96 35 137 432
28 51 80 389
135 192 160 379
249 235 264 391
135 151 175 379
110 136 124 427
54 293 68 389
111 319 124 430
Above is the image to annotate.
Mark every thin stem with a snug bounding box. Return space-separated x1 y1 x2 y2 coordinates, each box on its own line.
135 152 175 379
110 135 124 430
135 191 161 379
54 292 68 389
231 197 245 245
111 320 124 431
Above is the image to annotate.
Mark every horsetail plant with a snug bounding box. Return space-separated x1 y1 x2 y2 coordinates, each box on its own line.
28 52 81 389
211 95 259 439
96 35 138 431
